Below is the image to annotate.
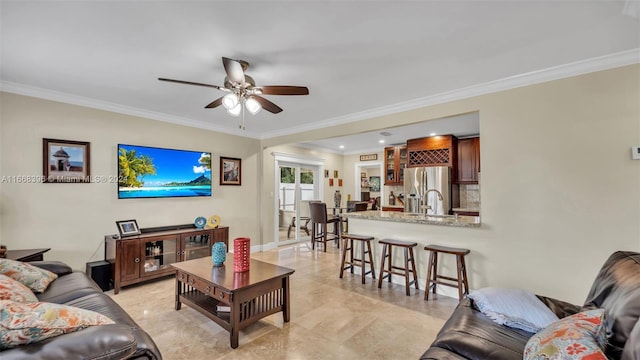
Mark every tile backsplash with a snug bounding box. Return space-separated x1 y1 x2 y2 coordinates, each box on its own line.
459 184 480 209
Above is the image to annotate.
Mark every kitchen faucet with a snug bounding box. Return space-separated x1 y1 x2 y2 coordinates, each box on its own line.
422 189 444 215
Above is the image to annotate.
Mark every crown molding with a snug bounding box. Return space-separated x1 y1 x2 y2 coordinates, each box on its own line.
294 143 345 155
0 81 263 139
259 48 640 139
2 49 638 141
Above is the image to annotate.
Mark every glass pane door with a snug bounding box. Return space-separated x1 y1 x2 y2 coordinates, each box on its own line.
277 163 318 245
142 237 178 275
183 230 211 261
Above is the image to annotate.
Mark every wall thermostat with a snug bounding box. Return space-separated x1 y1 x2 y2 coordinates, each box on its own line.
633 146 640 160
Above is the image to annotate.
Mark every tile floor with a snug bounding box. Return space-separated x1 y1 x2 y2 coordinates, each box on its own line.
109 242 458 360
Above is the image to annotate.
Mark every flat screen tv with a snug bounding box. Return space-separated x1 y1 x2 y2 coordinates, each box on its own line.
118 144 211 199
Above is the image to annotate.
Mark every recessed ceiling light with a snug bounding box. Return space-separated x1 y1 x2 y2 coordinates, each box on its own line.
379 140 385 144
339 145 344 149
430 132 437 136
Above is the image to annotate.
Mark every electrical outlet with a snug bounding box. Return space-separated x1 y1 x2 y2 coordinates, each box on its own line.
632 146 640 160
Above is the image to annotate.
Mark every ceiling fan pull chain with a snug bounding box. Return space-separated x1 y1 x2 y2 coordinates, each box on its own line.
239 99 246 130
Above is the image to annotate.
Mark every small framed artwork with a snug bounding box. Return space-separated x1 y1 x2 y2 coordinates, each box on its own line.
43 138 90 183
360 154 377 161
220 157 241 185
333 170 339 178
369 176 381 192
338 178 343 187
329 178 334 187
116 219 141 237
324 169 329 178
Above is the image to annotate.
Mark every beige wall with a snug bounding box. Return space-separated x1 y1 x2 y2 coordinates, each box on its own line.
262 64 640 304
0 93 261 270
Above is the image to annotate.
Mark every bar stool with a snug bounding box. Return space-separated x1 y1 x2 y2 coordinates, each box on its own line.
309 202 341 252
340 233 376 284
377 239 419 296
423 245 470 301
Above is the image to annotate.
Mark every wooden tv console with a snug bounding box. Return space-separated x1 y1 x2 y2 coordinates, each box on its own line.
105 225 228 294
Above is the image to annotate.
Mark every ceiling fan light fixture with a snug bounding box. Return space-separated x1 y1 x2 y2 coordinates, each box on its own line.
159 57 308 130
245 97 262 115
227 103 241 117
222 93 239 110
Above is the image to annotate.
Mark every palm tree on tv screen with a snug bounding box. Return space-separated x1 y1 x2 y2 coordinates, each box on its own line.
118 149 157 187
198 153 211 171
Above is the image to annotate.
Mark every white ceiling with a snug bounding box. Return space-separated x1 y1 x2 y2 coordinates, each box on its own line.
1 1 639 150
298 112 480 154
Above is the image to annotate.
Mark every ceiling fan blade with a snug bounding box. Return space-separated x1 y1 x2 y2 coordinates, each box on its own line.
222 57 245 85
204 97 224 109
158 78 223 90
253 95 283 114
258 86 309 95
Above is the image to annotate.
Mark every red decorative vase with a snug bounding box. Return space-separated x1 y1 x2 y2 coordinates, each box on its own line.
233 237 250 272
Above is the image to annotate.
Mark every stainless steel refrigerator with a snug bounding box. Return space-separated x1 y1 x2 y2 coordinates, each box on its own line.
403 166 451 215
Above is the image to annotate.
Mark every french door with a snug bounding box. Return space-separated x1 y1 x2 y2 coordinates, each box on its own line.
274 154 322 247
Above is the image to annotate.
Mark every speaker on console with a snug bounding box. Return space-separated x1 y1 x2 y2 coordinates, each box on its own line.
86 260 113 291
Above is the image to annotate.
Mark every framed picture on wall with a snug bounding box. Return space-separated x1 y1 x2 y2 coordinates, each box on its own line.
43 138 90 183
369 176 381 192
220 157 241 185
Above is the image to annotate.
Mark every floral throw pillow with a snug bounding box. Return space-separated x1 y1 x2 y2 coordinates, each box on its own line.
0 300 115 349
0 259 57 293
524 309 607 360
0 275 38 303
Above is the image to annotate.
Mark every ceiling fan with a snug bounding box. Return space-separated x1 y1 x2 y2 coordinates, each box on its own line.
159 57 309 129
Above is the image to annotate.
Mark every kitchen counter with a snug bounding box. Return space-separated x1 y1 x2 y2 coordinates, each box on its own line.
452 207 480 213
342 210 480 228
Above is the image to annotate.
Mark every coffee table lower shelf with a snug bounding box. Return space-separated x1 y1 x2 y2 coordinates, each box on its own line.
178 290 232 331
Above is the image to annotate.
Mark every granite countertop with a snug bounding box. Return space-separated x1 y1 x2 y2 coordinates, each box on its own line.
452 207 480 213
342 210 480 228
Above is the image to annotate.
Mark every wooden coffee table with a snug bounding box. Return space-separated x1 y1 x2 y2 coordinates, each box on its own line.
171 256 295 348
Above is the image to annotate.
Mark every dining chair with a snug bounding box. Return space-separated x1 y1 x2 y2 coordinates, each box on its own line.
287 200 317 238
309 202 341 252
342 201 369 233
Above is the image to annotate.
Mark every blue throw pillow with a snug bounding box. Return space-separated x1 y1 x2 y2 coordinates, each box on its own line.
468 287 559 333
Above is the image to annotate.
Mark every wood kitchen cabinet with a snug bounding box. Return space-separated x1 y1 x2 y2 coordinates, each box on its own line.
384 145 407 185
456 137 480 184
406 135 457 169
106 226 229 294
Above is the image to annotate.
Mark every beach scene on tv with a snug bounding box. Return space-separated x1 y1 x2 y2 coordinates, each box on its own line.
118 144 212 198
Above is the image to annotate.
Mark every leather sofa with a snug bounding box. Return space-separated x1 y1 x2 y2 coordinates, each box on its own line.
1 261 162 360
421 251 640 360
